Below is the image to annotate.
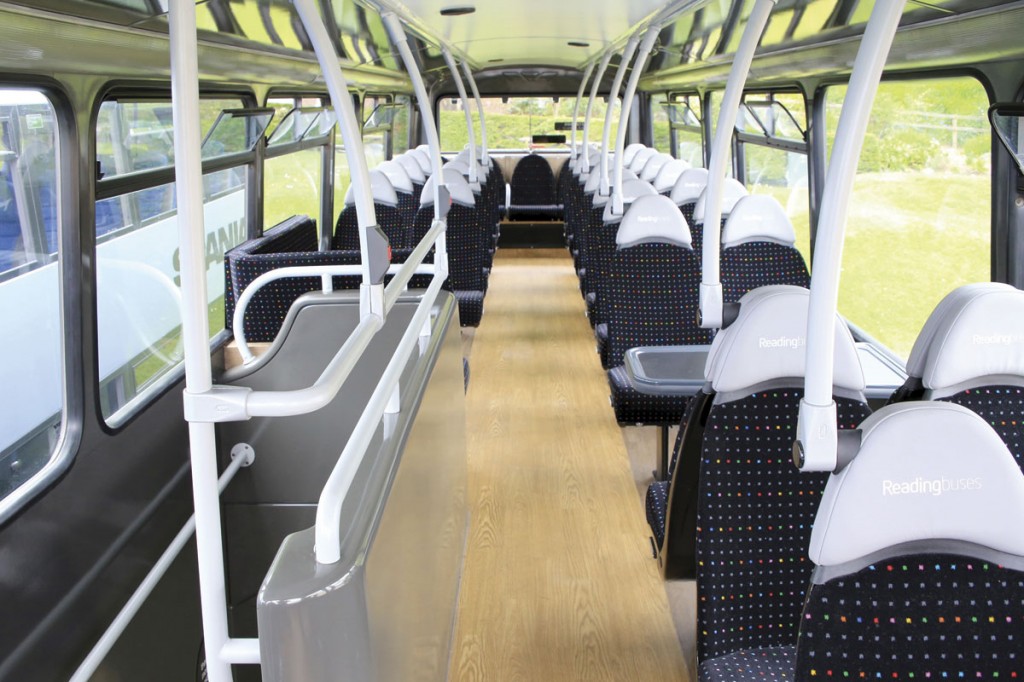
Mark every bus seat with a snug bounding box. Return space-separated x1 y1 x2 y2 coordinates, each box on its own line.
669 167 710 235
606 195 711 425
893 283 1024 464
395 152 426 185
721 195 809 303
335 170 405 249
639 152 675 184
508 153 559 220
691 286 870 668
691 179 749 250
376 160 419 227
628 147 658 174
653 159 690 195
622 142 647 167
408 147 432 175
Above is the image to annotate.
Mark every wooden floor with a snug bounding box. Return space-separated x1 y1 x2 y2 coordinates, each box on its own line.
450 249 690 682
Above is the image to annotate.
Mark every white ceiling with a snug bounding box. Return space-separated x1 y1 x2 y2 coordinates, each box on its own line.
377 0 678 69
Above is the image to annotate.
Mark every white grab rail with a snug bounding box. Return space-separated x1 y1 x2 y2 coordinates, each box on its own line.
580 52 614 174
598 35 640 198
570 62 597 162
442 47 479 186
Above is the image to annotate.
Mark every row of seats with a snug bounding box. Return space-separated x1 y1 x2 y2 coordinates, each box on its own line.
559 143 809 428
225 145 505 339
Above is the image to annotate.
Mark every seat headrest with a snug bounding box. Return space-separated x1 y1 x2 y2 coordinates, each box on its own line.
628 147 658 174
621 169 639 182
584 164 610 194
704 285 865 394
669 167 709 205
809 401 1024 568
409 148 432 174
623 143 647 166
603 180 658 224
572 144 601 175
904 283 1024 392
722 194 797 248
693 178 749 222
395 153 426 184
375 160 414 194
653 159 691 194
640 153 675 183
415 144 429 154
615 194 692 249
344 169 398 207
420 167 475 208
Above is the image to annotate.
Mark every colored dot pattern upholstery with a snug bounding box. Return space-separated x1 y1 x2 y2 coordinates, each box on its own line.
332 202 406 250
577 204 607 303
605 243 710 425
396 189 420 231
509 154 558 218
411 203 487 327
795 556 1024 680
701 645 795 682
697 391 871 663
722 243 810 303
646 395 701 547
940 387 1024 467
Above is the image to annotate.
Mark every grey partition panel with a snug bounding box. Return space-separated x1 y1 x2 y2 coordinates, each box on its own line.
218 290 466 681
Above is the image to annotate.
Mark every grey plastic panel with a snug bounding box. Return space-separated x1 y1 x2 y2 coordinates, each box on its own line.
232 290 466 682
855 343 908 400
623 345 712 396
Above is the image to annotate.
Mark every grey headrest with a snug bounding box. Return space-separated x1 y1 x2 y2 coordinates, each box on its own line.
621 169 639 182
572 144 601 175
415 144 429 154
420 168 475 208
409 148 432 174
809 401 1024 567
653 159 691 194
704 285 865 394
623 143 647 166
693 178 749 222
669 168 709 205
375 160 414 194
904 283 1024 392
450 153 489 181
584 162 611 194
722 195 797 248
628 147 658 174
395 153 426 184
603 180 658 224
344 169 398 207
615 194 693 249
640 153 675 183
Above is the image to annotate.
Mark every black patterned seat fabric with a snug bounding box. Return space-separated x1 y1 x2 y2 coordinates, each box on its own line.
605 243 710 425
697 391 871 663
722 243 809 302
794 555 1024 680
940 387 1024 466
508 154 559 220
412 202 486 326
333 202 406 250
700 645 795 682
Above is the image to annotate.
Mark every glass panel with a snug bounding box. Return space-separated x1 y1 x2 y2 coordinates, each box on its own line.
739 100 805 141
265 149 322 230
392 96 411 155
989 103 1024 176
97 98 241 179
333 128 351 226
826 77 991 359
443 96 618 152
201 108 273 158
0 89 62 500
743 146 810 260
651 93 671 153
267 108 322 147
675 129 705 168
362 130 386 169
96 168 247 424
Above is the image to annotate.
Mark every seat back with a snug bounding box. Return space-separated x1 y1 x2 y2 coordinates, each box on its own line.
628 147 658 174
508 154 557 217
639 152 675 183
418 169 486 292
669 167 710 236
894 283 1024 466
334 170 404 249
795 400 1024 680
695 286 870 662
721 194 810 302
653 159 690 195
605 195 711 369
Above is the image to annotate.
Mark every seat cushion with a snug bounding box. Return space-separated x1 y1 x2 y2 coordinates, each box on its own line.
455 290 485 327
608 366 690 425
699 646 795 682
595 323 609 368
646 481 669 547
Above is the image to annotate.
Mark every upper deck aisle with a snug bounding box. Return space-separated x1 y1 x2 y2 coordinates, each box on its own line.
451 249 689 681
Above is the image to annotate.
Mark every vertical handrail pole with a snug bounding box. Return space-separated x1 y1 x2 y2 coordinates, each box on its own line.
382 13 448 272
292 0 384 320
796 0 907 472
598 35 640 197
611 25 660 216
699 0 777 329
579 52 613 175
167 4 231 682
570 62 597 162
461 61 489 168
441 47 479 186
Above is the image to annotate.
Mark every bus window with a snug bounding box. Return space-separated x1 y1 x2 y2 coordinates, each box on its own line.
0 88 63 501
265 96 326 229
362 94 390 168
650 93 672 153
391 95 411 156
737 93 811 261
826 77 991 359
95 98 248 425
668 94 704 168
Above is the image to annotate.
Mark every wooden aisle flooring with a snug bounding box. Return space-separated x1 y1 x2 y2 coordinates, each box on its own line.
451 249 689 682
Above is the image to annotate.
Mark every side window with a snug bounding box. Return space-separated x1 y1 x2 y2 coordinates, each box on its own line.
391 95 411 156
361 94 389 169
826 77 991 358
265 95 326 228
650 93 672 153
669 93 704 168
737 92 811 261
95 97 248 425
0 89 64 503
